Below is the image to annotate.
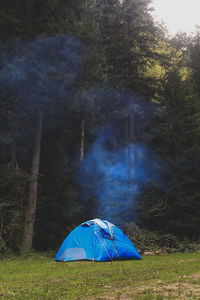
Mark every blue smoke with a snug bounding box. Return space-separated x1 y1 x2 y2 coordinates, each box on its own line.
79 129 160 225
0 36 82 116
1 35 160 226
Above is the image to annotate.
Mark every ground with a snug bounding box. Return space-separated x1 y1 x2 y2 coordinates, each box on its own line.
0 252 200 299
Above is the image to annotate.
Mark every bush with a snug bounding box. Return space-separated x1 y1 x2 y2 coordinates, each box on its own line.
124 222 200 253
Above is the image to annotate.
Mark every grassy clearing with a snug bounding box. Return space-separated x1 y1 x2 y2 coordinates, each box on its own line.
0 252 200 299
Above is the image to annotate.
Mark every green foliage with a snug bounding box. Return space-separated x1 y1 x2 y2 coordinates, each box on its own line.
0 0 200 253
0 167 29 251
125 223 200 253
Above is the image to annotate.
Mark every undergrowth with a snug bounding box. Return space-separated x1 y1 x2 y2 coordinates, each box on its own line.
124 223 200 254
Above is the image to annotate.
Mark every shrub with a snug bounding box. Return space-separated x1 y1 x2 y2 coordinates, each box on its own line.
124 222 200 253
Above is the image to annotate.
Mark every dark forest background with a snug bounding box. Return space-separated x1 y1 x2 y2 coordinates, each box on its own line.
0 0 200 253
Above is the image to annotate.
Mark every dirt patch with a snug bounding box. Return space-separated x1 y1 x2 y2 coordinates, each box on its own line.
148 281 200 299
87 273 200 300
188 272 200 280
178 258 199 264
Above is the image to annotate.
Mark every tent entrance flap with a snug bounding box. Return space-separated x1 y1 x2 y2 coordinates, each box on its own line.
58 247 86 261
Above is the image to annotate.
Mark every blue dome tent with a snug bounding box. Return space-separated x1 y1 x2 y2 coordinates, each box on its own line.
55 218 141 262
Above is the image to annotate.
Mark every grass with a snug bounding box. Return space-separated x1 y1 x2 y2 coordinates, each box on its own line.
0 252 200 299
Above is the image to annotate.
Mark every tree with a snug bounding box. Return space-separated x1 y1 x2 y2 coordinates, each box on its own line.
20 111 43 253
137 44 200 237
189 28 200 95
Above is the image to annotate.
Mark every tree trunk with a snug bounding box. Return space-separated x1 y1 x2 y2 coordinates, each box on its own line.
80 119 85 161
8 144 18 169
0 209 3 252
129 114 135 179
20 111 43 253
125 117 130 180
125 115 135 180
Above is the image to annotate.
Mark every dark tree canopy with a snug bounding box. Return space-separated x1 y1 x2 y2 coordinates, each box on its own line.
0 0 200 252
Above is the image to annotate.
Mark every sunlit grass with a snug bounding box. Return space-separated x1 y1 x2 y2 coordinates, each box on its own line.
0 252 200 299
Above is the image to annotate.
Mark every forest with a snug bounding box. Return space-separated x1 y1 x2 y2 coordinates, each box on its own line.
0 0 200 254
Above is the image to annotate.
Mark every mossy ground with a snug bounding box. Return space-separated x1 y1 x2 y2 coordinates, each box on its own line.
0 252 200 299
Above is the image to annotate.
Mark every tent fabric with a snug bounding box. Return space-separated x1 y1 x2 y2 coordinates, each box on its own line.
55 218 141 262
